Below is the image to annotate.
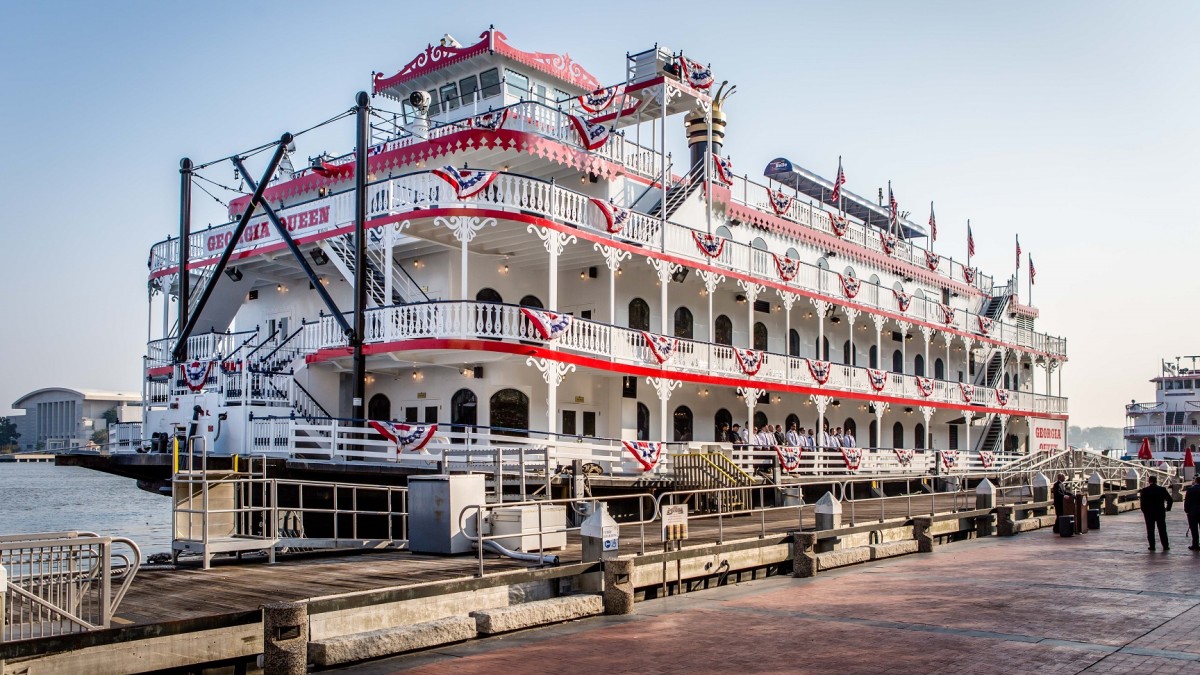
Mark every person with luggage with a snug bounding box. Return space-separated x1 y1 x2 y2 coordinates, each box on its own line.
1140 475 1174 551
1184 475 1200 551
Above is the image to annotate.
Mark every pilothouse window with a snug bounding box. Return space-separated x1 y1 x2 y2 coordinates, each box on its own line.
459 75 480 106
440 82 460 110
479 68 501 98
505 70 529 98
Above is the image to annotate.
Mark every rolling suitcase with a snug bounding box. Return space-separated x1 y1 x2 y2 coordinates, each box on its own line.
1057 515 1075 537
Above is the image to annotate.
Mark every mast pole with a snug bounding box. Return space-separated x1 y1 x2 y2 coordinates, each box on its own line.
177 158 193 358
352 91 370 422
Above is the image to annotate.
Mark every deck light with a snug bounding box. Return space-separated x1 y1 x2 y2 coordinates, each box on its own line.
225 267 244 282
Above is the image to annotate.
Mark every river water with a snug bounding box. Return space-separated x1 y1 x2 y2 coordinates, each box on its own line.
0 462 173 558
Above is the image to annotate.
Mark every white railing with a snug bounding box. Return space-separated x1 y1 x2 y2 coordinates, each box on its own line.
1123 424 1200 438
110 423 143 452
312 301 1066 415
147 170 1066 360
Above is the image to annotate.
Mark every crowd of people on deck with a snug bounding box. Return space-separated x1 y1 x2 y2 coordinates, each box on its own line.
718 422 856 450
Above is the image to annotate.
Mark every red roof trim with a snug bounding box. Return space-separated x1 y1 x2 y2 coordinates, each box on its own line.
373 29 600 96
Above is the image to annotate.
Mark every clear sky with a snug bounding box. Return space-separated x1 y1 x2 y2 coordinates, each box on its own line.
1 1 1197 427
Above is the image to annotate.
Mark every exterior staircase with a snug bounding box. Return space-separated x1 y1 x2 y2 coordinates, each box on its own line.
641 160 705 221
319 233 428 308
670 451 754 512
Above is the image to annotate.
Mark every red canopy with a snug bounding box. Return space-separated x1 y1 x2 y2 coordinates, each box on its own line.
1137 437 1153 461
1185 446 1195 468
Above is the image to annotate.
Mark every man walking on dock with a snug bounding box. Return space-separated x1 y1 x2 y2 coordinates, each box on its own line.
1184 475 1200 551
1140 476 1173 551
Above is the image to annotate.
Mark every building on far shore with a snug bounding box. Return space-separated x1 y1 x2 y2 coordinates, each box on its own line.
10 388 141 451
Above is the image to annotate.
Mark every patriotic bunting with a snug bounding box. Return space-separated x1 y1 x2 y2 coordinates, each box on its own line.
939 303 956 325
806 358 832 385
959 382 973 403
693 231 726 258
470 108 509 131
995 389 1010 407
829 212 849 237
977 316 993 335
577 85 622 114
979 450 995 469
839 274 861 299
881 232 898 255
925 250 941 271
589 198 631 234
840 446 864 471
369 420 437 454
712 153 734 186
774 445 801 472
894 448 915 467
940 450 959 470
767 187 793 216
866 368 888 392
677 56 714 90
915 376 935 397
181 360 214 392
431 165 499 199
963 267 976 284
520 308 573 341
773 253 800 282
893 289 912 313
642 331 678 364
735 348 765 376
567 115 611 151
623 440 664 471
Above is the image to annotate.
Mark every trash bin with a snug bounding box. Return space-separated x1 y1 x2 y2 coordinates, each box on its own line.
1087 509 1101 531
1057 515 1075 537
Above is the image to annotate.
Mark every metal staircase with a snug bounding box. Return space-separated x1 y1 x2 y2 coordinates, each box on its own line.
979 280 1014 321
671 452 754 511
973 414 1004 455
319 233 428 308
642 159 705 221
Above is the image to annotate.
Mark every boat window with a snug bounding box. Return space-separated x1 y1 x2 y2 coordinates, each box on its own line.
490 388 529 437
786 247 800 260
816 257 829 270
789 329 800 357
816 336 830 361
427 89 442 116
715 226 732 239
870 345 878 369
674 306 694 339
555 89 570 103
751 237 768 251
505 69 530 98
636 402 650 440
914 423 925 449
843 266 855 278
476 288 503 303
714 315 733 345
440 82 460 110
754 322 768 350
754 411 768 430
535 84 548 103
869 420 878 448
479 68 501 98
628 298 651 331
714 409 733 440
459 75 480 106
519 295 544 309
368 393 391 421
844 419 857 439
914 354 925 377
892 349 903 374
949 424 958 450
673 406 693 442
934 358 945 380
450 389 477 442
892 422 904 449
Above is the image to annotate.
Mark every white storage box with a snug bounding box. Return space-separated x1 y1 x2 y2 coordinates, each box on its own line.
491 505 567 551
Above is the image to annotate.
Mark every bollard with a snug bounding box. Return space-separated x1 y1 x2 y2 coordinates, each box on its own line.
1126 468 1140 491
263 601 308 675
1088 471 1103 497
1186 464 1196 482
996 506 1016 536
814 492 841 553
1103 492 1120 516
975 478 995 509
912 517 935 552
580 504 620 593
791 532 818 578
603 558 635 615
1031 473 1050 503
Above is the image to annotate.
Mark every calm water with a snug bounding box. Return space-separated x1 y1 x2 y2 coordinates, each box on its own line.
0 463 173 558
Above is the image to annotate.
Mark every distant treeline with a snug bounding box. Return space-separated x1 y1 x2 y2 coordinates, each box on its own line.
1067 426 1122 450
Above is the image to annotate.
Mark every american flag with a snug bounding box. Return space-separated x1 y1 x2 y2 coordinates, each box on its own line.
967 222 975 257
928 202 937 242
831 157 845 204
1029 256 1036 285
1015 235 1022 270
887 182 898 230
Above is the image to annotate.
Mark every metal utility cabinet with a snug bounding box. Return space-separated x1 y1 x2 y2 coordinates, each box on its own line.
407 474 486 555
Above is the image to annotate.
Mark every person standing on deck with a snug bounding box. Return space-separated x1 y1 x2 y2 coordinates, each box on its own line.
1184 475 1200 551
1140 475 1173 552
1052 474 1070 521
786 423 801 448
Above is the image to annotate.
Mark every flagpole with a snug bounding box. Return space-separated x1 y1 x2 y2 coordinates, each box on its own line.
1028 256 1033 306
1014 235 1020 294
966 219 971 269
838 155 844 218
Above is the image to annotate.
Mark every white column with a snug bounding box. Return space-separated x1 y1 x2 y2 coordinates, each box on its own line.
649 377 681 445
528 357 575 436
739 280 764 348
872 313 886 369
527 225 576 311
810 298 830 359
897 321 911 374
845 308 860 366
440 215 498 300
873 402 889 449
594 243 630 327
648 258 681 334
920 326 933 377
921 406 933 451
384 224 394 303
699 270 726 370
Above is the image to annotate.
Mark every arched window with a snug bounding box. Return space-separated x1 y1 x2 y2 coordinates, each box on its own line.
519 294 544 309
914 423 926 449
786 247 800 260
1004 373 1011 389
817 257 830 271
636 402 650 441
843 419 857 439
628 298 650 331
934 358 945 380
754 411 768 430
715 225 733 239
892 422 904 449
754 322 768 350
815 336 830 361
673 405 694 442
476 287 503 303
751 237 768 251
869 274 881 285
450 389 477 442
843 266 856 278
843 340 852 365
789 329 801 357
1012 373 1019 390
714 408 732 441
368 393 391 421
892 349 903 374
870 345 879 369
490 388 529 437
914 354 925 377
714 315 733 345
786 413 801 434
869 420 878 448
674 306 694 339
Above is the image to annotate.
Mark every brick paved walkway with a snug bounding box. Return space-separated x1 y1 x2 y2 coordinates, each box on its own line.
335 507 1200 674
